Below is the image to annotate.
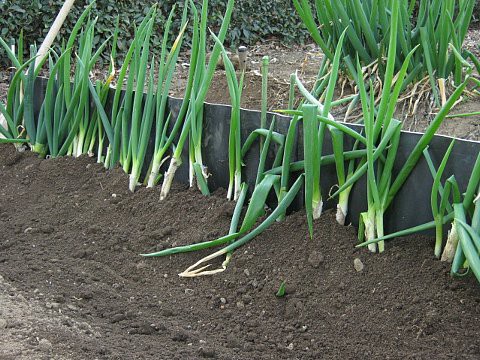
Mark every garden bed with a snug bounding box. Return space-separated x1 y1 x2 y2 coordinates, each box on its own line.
1 144 479 359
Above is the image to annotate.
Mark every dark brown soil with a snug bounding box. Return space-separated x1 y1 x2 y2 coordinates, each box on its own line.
1 144 479 359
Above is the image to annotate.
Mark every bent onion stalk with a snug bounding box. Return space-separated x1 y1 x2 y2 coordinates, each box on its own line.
144 118 289 276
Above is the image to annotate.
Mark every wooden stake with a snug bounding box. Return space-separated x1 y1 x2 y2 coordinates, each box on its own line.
35 0 76 69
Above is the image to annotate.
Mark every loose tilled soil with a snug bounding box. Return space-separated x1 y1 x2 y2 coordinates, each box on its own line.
1 144 480 359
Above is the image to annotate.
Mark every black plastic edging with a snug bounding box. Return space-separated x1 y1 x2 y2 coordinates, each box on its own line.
32 78 480 236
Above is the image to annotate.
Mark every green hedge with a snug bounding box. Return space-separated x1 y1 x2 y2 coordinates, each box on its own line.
0 0 309 67
2 1 478 68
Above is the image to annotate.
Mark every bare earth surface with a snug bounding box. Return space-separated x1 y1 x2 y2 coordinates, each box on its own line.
1 145 480 359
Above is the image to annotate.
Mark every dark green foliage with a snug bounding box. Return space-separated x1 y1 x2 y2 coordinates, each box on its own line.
0 0 309 67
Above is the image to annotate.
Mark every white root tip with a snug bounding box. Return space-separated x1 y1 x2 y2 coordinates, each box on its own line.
147 160 161 188
160 159 179 201
365 220 377 253
441 223 458 263
313 200 323 220
128 173 138 193
189 161 194 188
146 174 156 189
234 172 241 201
15 144 27 153
336 205 346 225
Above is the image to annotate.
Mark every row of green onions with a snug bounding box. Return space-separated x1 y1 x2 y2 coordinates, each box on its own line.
0 0 234 198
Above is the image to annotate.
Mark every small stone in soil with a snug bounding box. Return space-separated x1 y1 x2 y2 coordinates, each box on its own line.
128 324 156 335
354 258 364 272
38 338 52 351
0 318 7 329
136 261 147 270
45 302 60 310
110 314 127 323
236 301 245 309
307 251 324 268
23 227 34 234
197 347 216 358
172 329 190 342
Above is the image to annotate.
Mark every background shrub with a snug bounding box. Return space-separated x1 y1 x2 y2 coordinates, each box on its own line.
1 0 479 68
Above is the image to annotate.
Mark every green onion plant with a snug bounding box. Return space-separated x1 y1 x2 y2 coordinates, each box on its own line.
223 44 245 201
